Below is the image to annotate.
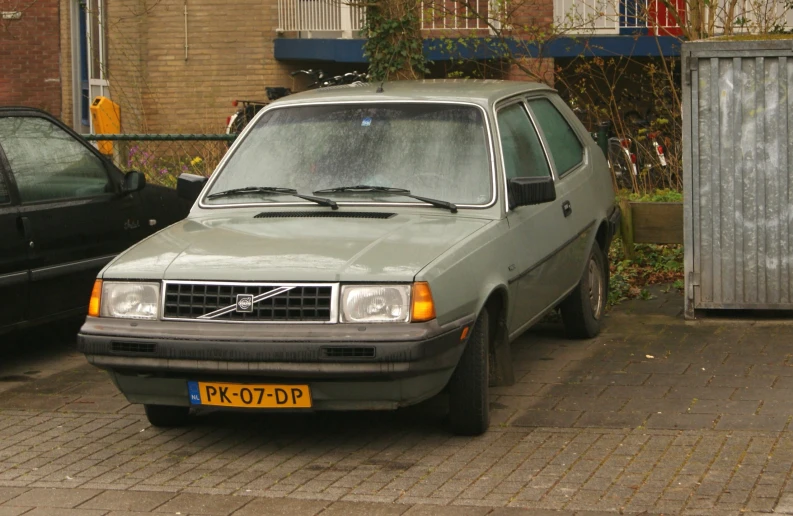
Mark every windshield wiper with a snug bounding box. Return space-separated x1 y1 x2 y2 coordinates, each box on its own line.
207 186 338 210
314 185 457 213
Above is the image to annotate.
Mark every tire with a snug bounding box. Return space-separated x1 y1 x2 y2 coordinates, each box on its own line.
144 404 191 428
448 308 490 436
560 244 607 339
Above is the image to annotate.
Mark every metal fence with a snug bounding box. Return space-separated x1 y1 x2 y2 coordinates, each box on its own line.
83 134 234 189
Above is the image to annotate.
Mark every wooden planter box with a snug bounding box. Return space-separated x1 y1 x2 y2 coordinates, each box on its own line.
618 200 683 258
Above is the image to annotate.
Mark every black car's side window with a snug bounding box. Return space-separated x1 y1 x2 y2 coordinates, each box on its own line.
528 98 584 177
0 117 110 203
496 103 551 180
0 171 9 205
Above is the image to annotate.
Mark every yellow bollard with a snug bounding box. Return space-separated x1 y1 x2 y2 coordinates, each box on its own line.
89 96 121 155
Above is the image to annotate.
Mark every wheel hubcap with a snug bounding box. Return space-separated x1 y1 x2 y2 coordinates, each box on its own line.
588 257 603 320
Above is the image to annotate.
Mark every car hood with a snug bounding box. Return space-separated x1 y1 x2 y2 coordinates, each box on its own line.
103 211 492 282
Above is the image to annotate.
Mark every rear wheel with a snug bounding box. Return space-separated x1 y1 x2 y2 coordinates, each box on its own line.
560 245 607 339
144 405 191 428
448 308 490 436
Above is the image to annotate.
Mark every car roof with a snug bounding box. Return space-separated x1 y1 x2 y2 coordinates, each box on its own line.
273 79 554 109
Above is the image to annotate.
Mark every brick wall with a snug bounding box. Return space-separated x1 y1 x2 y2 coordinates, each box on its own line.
100 0 299 134
0 0 62 116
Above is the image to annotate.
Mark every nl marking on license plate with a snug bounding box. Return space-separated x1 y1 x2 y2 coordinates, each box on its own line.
187 381 312 408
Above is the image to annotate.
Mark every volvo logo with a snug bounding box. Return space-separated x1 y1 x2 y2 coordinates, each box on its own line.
236 294 254 313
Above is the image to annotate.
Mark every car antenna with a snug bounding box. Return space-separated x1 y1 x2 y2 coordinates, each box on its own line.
376 80 385 93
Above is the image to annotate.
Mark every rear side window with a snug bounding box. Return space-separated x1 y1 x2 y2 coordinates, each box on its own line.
496 103 551 180
529 98 584 176
0 117 110 203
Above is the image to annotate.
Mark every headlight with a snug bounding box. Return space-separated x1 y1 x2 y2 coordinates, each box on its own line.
340 285 411 323
99 282 160 320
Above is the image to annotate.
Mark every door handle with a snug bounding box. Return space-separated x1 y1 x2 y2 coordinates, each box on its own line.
562 201 572 218
18 216 34 247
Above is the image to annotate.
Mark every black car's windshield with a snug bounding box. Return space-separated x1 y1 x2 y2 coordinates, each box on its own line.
204 103 491 206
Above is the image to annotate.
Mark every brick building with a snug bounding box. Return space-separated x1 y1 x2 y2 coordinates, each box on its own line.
6 0 781 135
0 0 62 116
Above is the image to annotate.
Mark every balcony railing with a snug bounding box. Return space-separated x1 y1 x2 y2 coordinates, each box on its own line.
277 0 366 38
556 0 793 35
277 0 498 38
277 0 791 39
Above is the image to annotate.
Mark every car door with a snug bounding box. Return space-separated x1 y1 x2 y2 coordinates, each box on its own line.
526 96 594 291
0 113 148 320
0 162 27 330
497 99 571 336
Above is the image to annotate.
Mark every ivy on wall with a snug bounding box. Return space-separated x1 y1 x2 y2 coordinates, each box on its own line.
361 0 429 81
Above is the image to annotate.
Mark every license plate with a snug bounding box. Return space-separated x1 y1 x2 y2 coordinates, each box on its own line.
187 381 312 408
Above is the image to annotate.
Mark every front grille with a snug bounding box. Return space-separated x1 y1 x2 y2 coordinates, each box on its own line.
111 342 157 354
163 283 334 322
322 346 376 358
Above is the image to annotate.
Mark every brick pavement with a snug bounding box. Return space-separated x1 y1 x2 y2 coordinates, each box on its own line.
2 287 793 514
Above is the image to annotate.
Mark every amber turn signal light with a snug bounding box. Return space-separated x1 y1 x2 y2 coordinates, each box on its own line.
88 280 102 317
411 282 436 322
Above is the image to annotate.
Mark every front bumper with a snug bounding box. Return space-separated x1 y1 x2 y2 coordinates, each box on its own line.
78 315 474 410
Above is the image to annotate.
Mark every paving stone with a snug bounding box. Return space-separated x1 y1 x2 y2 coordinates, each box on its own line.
58 397 130 414
322 501 409 515
736 388 793 402
645 413 717 430
403 505 490 515
601 385 670 399
688 399 761 415
0 508 31 516
555 397 626 412
78 490 175 511
715 414 789 431
4 488 101 508
0 489 27 505
645 374 711 387
510 410 581 427
0 395 76 411
666 386 736 400
231 497 330 516
708 375 776 389
574 412 648 429
23 509 106 516
153 492 250 514
621 397 693 413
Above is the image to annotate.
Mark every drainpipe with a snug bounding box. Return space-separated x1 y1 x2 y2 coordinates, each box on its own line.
184 0 189 61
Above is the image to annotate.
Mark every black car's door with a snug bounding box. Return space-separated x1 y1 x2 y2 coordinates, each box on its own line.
0 163 27 329
0 113 148 320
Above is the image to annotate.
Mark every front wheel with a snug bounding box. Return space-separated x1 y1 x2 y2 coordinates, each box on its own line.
560 244 607 339
144 405 191 428
448 308 490 436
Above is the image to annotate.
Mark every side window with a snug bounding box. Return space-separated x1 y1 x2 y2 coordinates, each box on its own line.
496 103 551 180
0 171 9 204
528 98 584 176
0 117 110 203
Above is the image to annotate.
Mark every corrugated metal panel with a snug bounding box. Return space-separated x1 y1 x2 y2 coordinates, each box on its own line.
683 40 793 318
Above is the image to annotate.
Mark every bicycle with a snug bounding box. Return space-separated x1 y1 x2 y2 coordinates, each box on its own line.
224 69 369 140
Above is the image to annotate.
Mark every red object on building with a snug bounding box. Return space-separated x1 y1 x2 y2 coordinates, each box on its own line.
647 0 686 36
0 0 62 117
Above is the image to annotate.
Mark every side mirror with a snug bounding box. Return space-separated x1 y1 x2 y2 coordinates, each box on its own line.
508 176 556 209
177 173 209 203
122 171 146 194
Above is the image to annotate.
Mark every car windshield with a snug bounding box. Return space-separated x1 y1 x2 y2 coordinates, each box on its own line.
204 103 492 206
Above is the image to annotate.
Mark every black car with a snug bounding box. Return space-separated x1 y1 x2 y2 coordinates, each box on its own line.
0 107 192 335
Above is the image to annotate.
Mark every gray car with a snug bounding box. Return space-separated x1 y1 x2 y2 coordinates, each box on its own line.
78 80 620 436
